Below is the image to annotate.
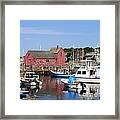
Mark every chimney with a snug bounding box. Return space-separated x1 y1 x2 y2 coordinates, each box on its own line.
57 45 59 49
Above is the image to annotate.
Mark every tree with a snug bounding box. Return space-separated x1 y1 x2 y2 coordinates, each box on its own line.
84 47 94 54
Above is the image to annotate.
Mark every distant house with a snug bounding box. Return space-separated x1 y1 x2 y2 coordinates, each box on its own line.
74 48 85 61
24 47 65 69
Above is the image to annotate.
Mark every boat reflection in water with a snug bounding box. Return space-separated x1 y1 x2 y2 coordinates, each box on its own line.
20 75 100 100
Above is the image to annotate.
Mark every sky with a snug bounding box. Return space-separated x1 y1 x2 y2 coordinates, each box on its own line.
20 20 100 56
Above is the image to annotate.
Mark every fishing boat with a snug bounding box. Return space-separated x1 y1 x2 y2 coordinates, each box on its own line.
61 65 100 89
75 65 100 84
61 75 82 89
50 70 71 78
73 65 100 79
22 71 40 81
20 71 42 92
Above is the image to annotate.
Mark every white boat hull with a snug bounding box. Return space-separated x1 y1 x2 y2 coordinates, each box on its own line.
61 77 100 86
61 79 82 89
77 78 100 84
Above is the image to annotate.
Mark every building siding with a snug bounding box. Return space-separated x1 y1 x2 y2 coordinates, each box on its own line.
55 48 65 66
24 48 65 68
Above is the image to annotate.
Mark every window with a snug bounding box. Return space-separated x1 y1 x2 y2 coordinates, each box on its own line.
77 71 81 74
82 71 86 74
46 59 49 62
90 70 93 75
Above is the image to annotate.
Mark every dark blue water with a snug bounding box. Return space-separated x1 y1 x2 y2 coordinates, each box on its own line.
20 75 100 100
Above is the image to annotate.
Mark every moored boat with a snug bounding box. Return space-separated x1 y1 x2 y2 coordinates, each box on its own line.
73 65 100 79
21 71 40 81
61 75 82 89
20 71 43 97
61 65 100 89
50 70 71 78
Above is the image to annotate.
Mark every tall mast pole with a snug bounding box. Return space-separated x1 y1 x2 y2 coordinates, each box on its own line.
39 45 41 51
73 46 74 65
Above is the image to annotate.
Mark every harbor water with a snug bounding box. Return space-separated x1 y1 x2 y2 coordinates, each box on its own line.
20 75 100 100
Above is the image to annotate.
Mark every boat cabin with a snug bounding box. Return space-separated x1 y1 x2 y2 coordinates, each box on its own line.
74 66 96 78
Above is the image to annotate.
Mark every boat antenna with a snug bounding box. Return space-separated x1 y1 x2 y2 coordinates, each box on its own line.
39 45 42 51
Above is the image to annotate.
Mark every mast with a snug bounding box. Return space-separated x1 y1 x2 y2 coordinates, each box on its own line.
72 45 74 65
73 48 74 63
39 45 41 51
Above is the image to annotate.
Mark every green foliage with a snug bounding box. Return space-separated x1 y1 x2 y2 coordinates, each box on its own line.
64 47 95 54
64 48 74 61
84 47 94 54
64 47 99 62
64 48 73 53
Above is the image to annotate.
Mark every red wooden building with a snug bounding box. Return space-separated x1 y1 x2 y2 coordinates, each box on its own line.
24 47 65 69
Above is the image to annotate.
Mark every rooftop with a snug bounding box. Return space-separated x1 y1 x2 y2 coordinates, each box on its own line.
28 50 55 58
49 47 62 53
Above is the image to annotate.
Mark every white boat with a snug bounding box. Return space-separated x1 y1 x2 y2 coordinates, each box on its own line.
20 71 42 90
61 76 82 89
73 65 100 84
61 80 81 89
21 71 40 81
61 65 100 88
50 70 71 78
73 65 100 79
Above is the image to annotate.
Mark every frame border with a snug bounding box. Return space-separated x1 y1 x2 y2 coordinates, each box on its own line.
0 0 119 119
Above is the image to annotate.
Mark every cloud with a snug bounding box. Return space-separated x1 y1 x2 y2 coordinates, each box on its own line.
20 27 89 36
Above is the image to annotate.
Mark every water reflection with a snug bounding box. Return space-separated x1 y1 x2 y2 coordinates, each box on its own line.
36 76 65 100
20 75 100 100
